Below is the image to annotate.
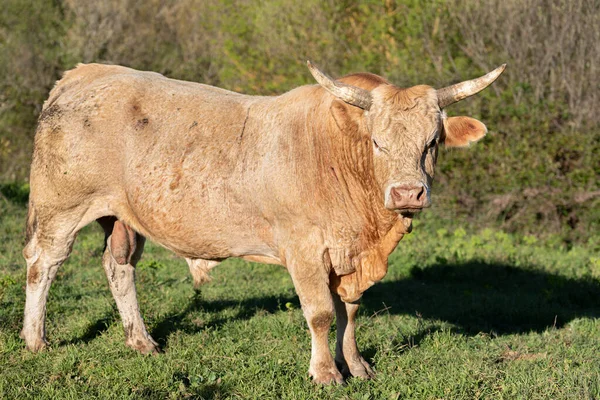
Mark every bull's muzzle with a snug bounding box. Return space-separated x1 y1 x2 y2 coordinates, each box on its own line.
386 183 430 212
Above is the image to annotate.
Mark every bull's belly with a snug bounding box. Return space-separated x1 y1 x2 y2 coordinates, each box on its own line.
129 214 278 262
114 186 278 262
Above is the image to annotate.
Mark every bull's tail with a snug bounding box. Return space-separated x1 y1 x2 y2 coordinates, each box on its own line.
24 200 37 247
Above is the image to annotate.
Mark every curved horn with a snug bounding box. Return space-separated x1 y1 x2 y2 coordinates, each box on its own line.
437 64 506 108
307 60 372 110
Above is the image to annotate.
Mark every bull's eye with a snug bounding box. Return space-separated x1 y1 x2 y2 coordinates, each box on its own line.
373 138 381 150
372 138 389 154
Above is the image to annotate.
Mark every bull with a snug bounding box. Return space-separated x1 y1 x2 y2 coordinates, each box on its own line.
22 60 505 383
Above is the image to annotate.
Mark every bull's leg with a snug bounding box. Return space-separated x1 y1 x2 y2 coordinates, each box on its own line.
332 293 375 379
288 259 343 384
21 210 79 351
99 218 158 354
186 258 219 288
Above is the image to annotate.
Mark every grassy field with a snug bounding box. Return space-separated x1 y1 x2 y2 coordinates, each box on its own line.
1 196 599 399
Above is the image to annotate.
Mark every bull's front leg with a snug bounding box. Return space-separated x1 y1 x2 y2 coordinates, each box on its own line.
287 258 343 385
332 293 375 379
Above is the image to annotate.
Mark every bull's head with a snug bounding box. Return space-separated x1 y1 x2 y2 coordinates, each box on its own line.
307 61 506 215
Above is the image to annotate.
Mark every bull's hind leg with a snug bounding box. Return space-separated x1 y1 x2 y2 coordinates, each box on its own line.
332 293 374 379
99 217 158 354
21 206 81 351
186 258 219 288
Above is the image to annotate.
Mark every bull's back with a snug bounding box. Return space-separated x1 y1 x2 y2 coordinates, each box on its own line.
33 63 252 188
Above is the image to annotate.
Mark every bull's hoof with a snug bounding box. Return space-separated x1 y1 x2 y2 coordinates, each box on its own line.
348 358 375 379
336 357 376 379
126 337 160 355
21 334 49 353
309 365 344 385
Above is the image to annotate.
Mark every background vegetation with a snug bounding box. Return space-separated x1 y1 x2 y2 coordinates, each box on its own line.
0 1 599 398
1 0 598 243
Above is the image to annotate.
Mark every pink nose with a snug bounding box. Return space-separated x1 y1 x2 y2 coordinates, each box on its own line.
389 184 428 210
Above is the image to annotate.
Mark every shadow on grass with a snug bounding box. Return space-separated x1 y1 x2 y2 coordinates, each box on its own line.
75 260 600 347
63 289 294 348
131 375 231 400
364 261 600 335
150 291 295 348
63 312 118 345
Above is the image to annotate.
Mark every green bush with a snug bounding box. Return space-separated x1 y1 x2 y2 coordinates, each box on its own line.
0 182 29 205
0 0 597 243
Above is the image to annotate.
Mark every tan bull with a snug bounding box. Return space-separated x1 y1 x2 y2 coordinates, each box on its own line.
22 60 505 384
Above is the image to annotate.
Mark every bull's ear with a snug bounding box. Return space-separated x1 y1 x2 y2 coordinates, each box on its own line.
442 116 487 148
329 99 363 136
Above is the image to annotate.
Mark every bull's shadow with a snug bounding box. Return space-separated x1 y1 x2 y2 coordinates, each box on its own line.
362 261 600 335
148 260 600 345
150 292 295 347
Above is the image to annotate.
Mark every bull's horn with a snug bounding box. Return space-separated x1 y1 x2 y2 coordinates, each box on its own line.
437 64 507 108
307 60 372 110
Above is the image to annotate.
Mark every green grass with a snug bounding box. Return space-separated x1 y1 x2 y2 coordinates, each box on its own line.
1 199 599 399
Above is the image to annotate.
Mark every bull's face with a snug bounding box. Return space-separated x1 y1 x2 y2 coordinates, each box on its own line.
367 86 440 213
308 61 505 214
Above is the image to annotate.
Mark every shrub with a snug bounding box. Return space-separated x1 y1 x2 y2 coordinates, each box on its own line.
0 0 597 242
